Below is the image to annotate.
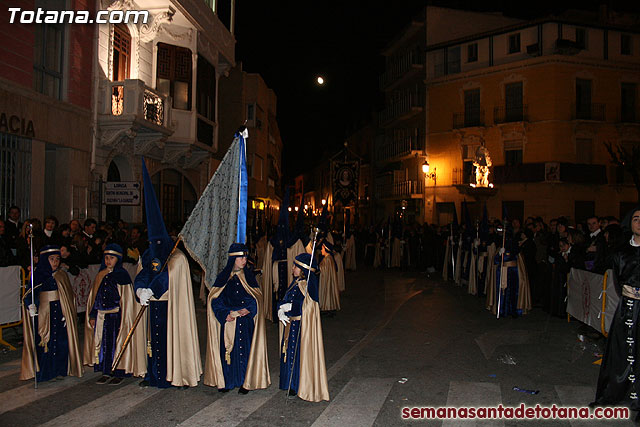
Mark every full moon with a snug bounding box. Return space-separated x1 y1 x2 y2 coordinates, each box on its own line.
316 76 324 85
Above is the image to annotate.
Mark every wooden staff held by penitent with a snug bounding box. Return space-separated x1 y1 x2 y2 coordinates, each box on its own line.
111 238 181 372
497 217 507 319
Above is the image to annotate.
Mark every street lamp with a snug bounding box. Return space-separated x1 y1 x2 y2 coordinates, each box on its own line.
422 160 437 225
321 199 327 206
294 206 299 212
422 160 436 181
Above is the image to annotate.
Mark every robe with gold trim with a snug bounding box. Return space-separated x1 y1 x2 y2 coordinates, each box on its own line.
134 249 202 387
83 267 146 377
21 270 83 381
278 277 329 402
319 255 340 311
204 269 270 390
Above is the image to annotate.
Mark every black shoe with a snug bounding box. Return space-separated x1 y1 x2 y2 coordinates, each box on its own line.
218 388 230 393
179 385 189 390
288 389 297 396
238 387 249 395
108 377 123 386
139 380 149 388
96 375 110 384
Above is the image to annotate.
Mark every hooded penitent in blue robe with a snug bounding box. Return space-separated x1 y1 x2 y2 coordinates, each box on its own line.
210 243 260 389
88 244 132 377
278 252 328 402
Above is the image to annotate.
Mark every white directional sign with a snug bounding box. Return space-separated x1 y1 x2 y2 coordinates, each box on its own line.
104 181 141 205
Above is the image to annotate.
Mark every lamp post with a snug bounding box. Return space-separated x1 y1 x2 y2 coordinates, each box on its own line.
422 160 436 224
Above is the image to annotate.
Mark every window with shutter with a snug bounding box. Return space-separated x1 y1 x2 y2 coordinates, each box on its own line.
113 25 130 81
156 43 192 110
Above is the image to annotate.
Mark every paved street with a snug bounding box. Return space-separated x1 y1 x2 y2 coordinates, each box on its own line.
0 267 634 426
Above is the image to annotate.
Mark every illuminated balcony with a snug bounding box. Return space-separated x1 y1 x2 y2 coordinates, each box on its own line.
98 79 174 154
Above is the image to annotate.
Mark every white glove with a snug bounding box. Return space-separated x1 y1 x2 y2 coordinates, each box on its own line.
474 238 480 248
280 303 292 313
136 288 153 306
28 304 37 318
277 308 290 326
498 247 505 255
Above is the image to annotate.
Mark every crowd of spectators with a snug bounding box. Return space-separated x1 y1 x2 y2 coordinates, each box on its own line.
0 205 151 274
353 213 629 316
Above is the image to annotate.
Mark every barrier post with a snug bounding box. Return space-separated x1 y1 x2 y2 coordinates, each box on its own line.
0 267 26 350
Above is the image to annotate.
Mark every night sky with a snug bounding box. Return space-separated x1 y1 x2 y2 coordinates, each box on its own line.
233 1 637 183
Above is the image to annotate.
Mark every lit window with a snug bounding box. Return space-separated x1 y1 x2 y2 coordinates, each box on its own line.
156 43 192 110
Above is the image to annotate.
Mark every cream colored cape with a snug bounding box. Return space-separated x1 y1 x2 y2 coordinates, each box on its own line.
319 256 340 311
287 240 305 282
391 238 402 268
82 269 146 376
344 235 356 271
486 253 532 315
260 242 274 321
204 269 270 390
149 249 202 386
20 270 83 380
278 279 329 402
373 242 382 269
335 252 345 292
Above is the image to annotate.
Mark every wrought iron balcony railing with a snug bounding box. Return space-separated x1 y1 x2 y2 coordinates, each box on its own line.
376 180 424 199
376 133 424 161
493 105 528 124
104 79 171 128
617 108 639 124
572 103 606 121
453 109 485 129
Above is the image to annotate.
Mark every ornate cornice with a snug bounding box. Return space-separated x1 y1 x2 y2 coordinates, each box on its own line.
140 7 176 43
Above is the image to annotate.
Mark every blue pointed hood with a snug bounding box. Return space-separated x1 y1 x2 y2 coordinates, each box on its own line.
142 157 173 265
290 200 307 247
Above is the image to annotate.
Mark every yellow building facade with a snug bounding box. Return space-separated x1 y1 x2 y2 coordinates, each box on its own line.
423 12 640 225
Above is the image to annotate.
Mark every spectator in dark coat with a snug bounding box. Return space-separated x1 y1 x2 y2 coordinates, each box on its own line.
0 219 16 266
4 205 22 252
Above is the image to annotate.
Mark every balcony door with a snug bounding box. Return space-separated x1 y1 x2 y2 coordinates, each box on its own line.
113 24 130 81
464 89 480 127
505 82 523 121
576 79 592 119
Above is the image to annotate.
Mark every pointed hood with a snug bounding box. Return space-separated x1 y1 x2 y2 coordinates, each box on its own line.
290 200 307 247
142 157 173 265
